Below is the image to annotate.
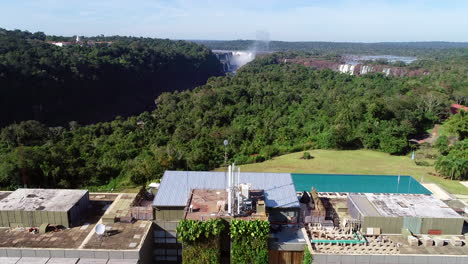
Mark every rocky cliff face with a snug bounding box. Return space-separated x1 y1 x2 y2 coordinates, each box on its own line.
337 63 428 77
284 58 429 77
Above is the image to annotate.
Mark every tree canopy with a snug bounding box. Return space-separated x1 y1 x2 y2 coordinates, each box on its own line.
194 40 468 57
446 111 468 140
435 139 468 180
0 28 223 128
1 53 465 189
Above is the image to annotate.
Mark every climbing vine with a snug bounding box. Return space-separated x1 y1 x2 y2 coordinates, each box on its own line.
177 219 225 242
176 219 226 264
303 245 313 264
230 219 270 264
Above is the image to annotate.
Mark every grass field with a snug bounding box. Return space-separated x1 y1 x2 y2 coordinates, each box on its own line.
232 149 468 195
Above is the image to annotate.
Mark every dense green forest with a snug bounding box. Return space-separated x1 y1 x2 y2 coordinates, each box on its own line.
1 50 467 190
195 40 468 57
0 28 223 127
275 50 468 103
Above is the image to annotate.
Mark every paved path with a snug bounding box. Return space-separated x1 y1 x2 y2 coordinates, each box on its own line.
422 183 453 200
417 124 439 144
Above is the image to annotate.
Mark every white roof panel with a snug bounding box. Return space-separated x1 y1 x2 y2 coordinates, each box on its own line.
0 189 88 212
153 171 299 208
353 193 463 218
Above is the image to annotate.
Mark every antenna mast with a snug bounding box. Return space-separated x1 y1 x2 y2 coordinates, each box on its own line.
223 139 229 167
237 167 241 215
227 165 232 214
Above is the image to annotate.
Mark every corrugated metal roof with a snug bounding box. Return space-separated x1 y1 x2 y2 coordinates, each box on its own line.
153 171 299 208
348 194 381 217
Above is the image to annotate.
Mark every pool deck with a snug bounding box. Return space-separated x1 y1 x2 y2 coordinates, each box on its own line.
422 183 454 200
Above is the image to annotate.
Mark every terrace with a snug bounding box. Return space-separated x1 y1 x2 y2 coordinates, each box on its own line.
0 192 151 251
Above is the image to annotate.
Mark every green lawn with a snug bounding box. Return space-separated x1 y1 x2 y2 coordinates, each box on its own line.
231 149 468 195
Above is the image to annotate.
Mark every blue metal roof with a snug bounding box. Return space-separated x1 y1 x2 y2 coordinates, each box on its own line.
153 171 299 208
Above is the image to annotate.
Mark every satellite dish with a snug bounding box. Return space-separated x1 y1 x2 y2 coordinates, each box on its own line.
95 224 106 236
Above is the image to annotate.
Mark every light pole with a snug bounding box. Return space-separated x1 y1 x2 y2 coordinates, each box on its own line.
224 139 229 167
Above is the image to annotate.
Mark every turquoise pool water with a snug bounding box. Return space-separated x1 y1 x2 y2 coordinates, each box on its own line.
292 174 431 194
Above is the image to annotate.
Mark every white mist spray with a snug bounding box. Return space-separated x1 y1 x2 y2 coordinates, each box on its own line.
230 30 271 71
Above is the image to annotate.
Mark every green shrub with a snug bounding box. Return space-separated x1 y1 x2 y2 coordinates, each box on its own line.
181 239 220 264
379 136 407 154
415 160 431 167
302 152 313 160
254 155 266 163
435 135 449 155
230 220 270 264
303 246 313 264
260 145 279 159
234 155 251 165
176 219 226 264
435 139 468 180
424 153 438 159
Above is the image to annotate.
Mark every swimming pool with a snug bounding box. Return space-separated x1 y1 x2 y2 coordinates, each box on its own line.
291 174 431 194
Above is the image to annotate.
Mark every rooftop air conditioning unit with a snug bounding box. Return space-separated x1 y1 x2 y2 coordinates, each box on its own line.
240 183 251 199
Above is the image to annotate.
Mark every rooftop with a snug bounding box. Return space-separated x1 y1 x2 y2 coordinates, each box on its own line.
0 193 152 250
391 235 468 255
185 189 227 221
154 171 299 208
350 193 463 218
0 189 88 212
0 191 11 201
269 227 308 251
184 189 268 221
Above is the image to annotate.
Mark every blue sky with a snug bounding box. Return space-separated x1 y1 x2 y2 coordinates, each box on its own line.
1 0 467 42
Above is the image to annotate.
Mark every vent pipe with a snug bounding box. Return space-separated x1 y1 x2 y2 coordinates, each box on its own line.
227 165 232 214
237 167 241 215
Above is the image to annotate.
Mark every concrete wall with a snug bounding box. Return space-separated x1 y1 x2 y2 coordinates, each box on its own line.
0 210 69 228
361 216 464 235
138 222 155 264
420 217 464 235
347 198 361 220
69 191 90 227
154 207 185 221
269 240 305 252
312 254 468 264
0 248 139 260
0 192 89 228
361 216 403 234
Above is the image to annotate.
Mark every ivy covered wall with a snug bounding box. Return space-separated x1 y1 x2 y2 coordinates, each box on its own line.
176 219 227 264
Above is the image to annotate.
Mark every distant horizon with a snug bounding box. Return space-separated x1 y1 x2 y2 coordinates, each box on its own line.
190 39 468 44
1 0 468 42
4 26 468 44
